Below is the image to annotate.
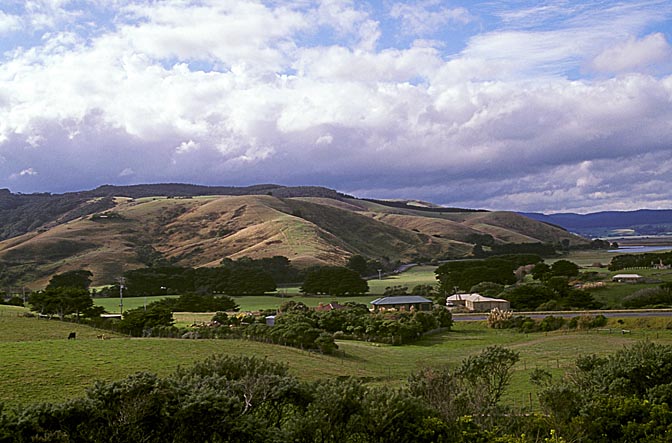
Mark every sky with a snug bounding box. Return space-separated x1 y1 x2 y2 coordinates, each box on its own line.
0 0 671 213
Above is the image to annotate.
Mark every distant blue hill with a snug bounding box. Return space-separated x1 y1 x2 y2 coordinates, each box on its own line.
520 209 672 237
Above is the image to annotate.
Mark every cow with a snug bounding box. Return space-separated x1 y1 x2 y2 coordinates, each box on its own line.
67 332 76 340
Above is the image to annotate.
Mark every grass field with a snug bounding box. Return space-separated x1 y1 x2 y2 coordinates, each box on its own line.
92 265 442 314
4 304 672 411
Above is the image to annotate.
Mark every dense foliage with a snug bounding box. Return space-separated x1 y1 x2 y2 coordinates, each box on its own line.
0 349 531 442
46 270 93 290
533 341 672 442
246 302 451 348
488 313 607 332
122 266 276 296
220 256 303 284
110 298 451 351
530 260 580 281
113 293 237 336
300 267 369 295
28 287 98 321
622 282 672 308
609 251 672 271
435 255 542 293
501 280 600 311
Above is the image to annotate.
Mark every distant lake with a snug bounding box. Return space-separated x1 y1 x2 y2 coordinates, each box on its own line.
608 246 672 253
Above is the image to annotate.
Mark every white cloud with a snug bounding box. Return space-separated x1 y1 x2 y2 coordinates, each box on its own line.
0 11 21 34
20 167 37 176
0 1 670 212
175 140 200 154
26 134 44 148
119 167 134 177
390 1 472 36
9 167 38 179
117 1 309 72
591 33 672 73
315 134 333 145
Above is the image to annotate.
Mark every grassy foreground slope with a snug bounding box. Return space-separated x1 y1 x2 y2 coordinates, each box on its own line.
4 304 672 410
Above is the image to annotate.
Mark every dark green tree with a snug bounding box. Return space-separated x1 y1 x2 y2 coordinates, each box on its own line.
550 259 580 278
29 287 93 320
502 283 557 310
118 305 174 336
346 254 368 276
531 262 551 281
46 269 93 290
301 267 368 295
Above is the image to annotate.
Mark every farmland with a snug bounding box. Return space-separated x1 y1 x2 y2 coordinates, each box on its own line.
90 254 672 314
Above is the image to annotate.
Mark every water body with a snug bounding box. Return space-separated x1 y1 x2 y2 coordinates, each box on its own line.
608 246 672 253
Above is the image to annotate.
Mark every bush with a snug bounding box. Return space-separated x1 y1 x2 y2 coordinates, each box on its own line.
623 288 672 308
539 315 565 332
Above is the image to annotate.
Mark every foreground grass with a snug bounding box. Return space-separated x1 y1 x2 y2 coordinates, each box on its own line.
4 304 672 410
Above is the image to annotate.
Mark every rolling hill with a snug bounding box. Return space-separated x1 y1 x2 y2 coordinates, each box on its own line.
521 209 672 238
0 184 586 288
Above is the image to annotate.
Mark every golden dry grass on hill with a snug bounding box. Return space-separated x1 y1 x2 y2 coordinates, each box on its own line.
0 194 584 287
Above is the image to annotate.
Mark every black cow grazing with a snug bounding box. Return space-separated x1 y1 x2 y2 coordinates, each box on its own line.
67 332 76 340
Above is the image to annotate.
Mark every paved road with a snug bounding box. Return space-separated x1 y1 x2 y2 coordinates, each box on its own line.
452 309 672 321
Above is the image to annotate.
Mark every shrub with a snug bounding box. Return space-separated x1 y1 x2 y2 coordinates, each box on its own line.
539 315 565 332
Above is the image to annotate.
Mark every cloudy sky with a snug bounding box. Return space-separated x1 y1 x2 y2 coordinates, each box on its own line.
0 0 671 213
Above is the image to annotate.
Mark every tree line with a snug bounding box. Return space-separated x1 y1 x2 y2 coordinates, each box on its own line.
100 257 370 297
609 251 672 271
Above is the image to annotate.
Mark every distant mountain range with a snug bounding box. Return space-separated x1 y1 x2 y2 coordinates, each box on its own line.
0 184 584 288
520 210 672 238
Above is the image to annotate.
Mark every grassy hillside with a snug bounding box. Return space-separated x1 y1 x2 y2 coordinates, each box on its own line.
0 189 586 288
3 304 672 410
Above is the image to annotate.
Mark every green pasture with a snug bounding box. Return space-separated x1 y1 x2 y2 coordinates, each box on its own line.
278 265 440 295
4 303 672 411
366 265 439 293
93 295 175 313
92 266 441 314
91 259 672 313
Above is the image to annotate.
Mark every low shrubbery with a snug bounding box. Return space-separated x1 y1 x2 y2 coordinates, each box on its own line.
623 283 672 308
91 297 452 354
487 310 607 333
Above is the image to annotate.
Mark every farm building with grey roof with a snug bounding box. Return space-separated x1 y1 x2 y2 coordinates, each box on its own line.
370 296 433 312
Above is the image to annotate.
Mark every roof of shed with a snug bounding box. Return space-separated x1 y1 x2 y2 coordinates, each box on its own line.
370 296 433 305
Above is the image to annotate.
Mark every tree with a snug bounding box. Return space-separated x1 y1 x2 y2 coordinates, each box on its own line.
409 345 519 426
346 254 368 276
502 283 557 310
435 258 520 293
469 282 504 297
46 270 93 291
227 268 276 294
29 287 93 321
301 267 368 295
459 345 520 414
118 305 174 336
531 262 551 281
550 260 580 278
